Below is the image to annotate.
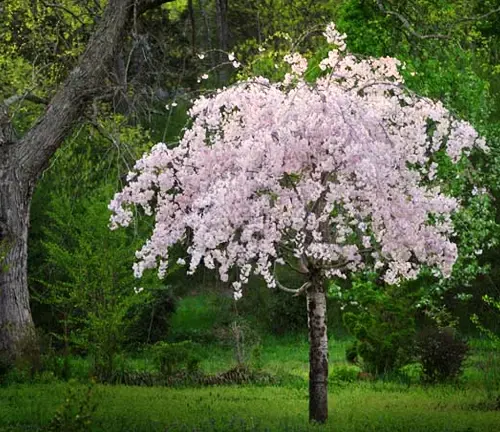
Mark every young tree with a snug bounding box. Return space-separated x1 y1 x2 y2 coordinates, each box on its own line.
110 24 487 423
0 0 175 362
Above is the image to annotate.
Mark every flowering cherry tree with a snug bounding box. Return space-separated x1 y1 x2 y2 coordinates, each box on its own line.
110 23 486 423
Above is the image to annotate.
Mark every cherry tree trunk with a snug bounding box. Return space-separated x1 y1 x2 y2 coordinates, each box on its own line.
0 165 34 359
307 272 328 424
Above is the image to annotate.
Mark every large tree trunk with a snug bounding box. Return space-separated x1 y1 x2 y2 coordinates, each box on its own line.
0 0 173 362
307 271 328 424
0 164 34 359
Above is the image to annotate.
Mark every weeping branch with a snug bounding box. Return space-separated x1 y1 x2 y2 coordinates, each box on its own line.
273 261 310 296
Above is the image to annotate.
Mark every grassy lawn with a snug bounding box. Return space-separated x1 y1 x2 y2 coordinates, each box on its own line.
1 382 499 431
1 295 499 431
1 334 499 432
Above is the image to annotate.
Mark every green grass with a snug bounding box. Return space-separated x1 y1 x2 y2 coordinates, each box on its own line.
1 382 499 431
1 336 499 431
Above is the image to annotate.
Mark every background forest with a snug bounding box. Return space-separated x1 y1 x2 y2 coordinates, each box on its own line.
2 0 500 431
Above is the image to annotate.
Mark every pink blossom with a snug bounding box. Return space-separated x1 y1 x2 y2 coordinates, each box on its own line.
110 23 486 294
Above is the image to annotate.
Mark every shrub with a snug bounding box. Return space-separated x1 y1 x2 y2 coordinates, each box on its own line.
342 277 418 375
416 327 469 383
329 365 361 384
214 318 261 366
152 341 201 376
126 286 177 346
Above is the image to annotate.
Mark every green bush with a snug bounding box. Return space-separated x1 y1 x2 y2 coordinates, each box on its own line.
329 364 361 385
152 341 201 376
416 327 469 383
126 286 177 346
342 276 418 375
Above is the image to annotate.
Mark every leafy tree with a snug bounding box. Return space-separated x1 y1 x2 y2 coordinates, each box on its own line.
110 24 486 423
0 0 178 361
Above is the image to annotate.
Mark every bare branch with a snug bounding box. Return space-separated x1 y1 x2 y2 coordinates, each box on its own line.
14 0 174 180
3 94 49 107
276 279 311 296
284 258 309 275
375 0 451 40
40 1 87 26
273 261 310 296
454 6 500 24
136 0 176 14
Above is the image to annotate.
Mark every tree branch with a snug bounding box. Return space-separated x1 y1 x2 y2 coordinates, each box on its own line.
13 0 173 181
40 1 87 26
454 6 500 24
136 0 175 14
3 93 49 107
375 0 451 40
273 261 310 296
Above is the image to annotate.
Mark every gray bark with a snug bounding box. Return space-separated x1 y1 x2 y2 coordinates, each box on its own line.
307 271 328 423
0 156 34 359
0 0 173 361
215 0 229 83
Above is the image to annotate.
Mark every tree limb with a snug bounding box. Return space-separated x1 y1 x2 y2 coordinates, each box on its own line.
3 94 49 108
454 6 500 24
273 261 310 296
13 0 174 181
375 0 451 40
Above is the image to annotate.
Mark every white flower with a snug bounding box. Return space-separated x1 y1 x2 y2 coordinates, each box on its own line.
201 73 209 80
233 282 243 300
258 47 265 52
176 257 186 265
197 53 205 59
228 52 235 61
134 287 144 294
232 61 241 68
171 101 178 107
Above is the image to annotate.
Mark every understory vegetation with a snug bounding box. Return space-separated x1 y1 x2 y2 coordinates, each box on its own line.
1 294 500 430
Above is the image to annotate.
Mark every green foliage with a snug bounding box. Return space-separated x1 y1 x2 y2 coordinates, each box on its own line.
126 286 178 346
240 285 308 335
45 382 96 432
329 364 361 385
31 186 148 379
169 294 234 343
471 295 500 342
416 327 469 383
215 319 262 366
340 275 419 375
152 340 201 376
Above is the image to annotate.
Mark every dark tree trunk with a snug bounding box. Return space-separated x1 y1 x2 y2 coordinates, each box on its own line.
307 271 328 424
0 0 173 362
0 164 34 358
215 0 229 83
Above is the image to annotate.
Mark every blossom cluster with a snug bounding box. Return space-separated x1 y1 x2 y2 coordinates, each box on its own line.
110 23 486 298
